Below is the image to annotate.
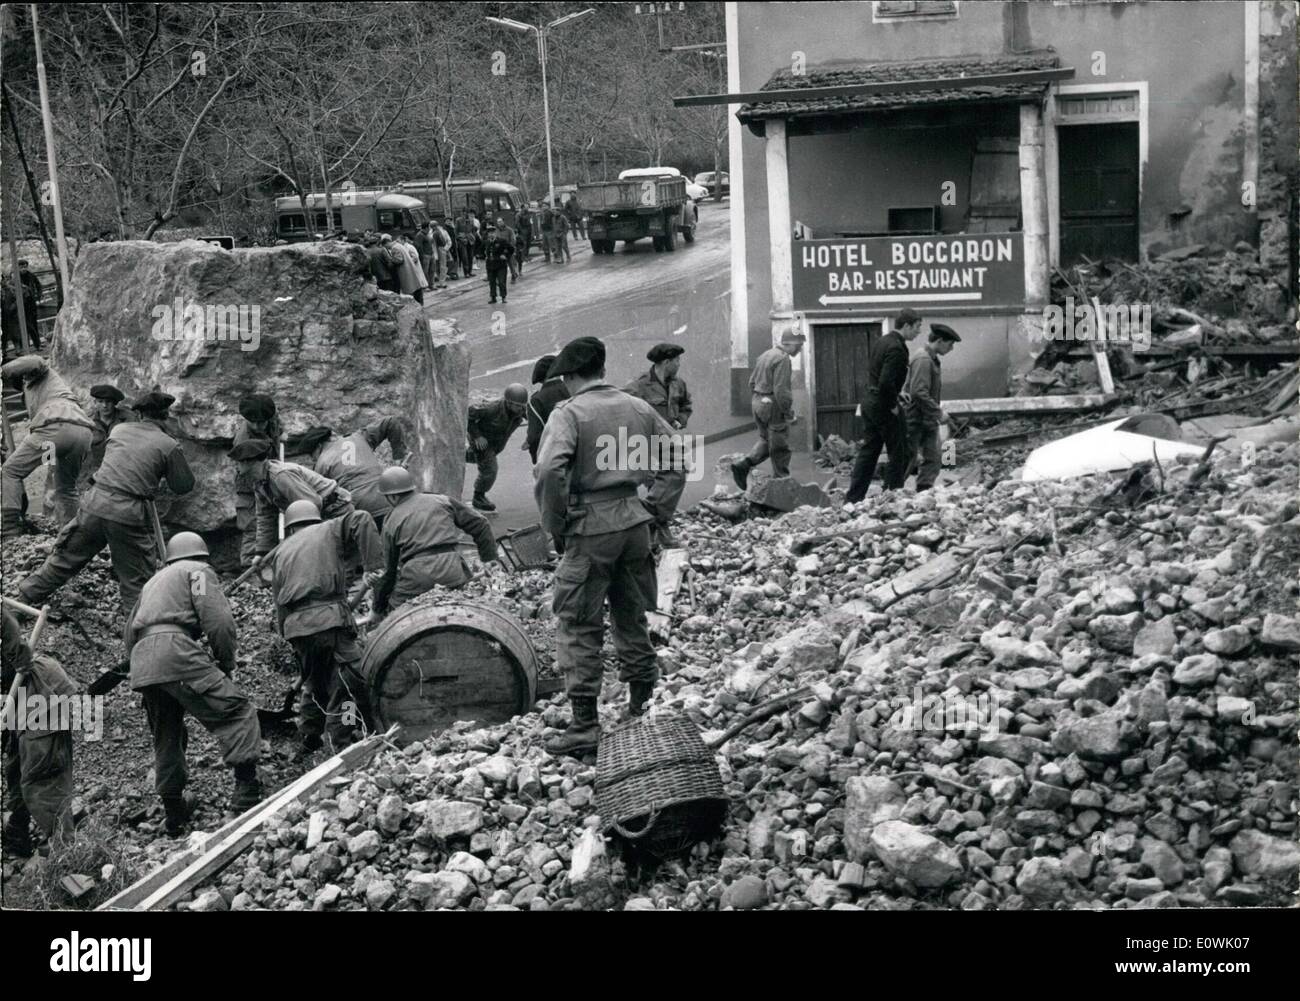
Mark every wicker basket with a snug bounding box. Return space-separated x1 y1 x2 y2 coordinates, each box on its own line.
594 712 729 858
498 525 554 571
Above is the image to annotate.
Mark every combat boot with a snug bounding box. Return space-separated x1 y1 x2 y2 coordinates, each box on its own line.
2 810 33 858
625 681 655 721
161 792 198 837
544 696 601 757
472 493 496 512
295 732 324 762
231 762 263 812
731 458 750 492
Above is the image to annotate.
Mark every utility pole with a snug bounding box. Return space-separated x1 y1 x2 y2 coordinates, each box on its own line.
30 4 72 307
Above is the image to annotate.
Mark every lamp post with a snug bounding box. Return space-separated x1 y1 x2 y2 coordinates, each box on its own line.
485 9 594 210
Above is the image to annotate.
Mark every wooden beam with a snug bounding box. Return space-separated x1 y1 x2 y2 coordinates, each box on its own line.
673 67 1076 108
1090 297 1116 394
944 394 1113 416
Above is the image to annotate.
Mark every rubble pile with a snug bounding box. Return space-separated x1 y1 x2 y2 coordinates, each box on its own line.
172 437 1298 911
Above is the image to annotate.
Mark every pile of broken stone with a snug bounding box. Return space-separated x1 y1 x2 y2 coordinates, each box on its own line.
170 436 1298 911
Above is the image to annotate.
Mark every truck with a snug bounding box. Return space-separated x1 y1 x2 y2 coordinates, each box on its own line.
580 167 699 254
273 190 428 243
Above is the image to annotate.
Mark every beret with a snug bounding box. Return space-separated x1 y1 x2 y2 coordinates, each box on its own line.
930 323 961 342
238 394 277 421
131 390 175 414
230 438 272 461
647 343 685 363
547 336 605 379
285 426 333 456
90 384 125 403
531 355 557 384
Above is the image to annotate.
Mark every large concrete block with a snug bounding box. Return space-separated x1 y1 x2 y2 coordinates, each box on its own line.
51 240 468 532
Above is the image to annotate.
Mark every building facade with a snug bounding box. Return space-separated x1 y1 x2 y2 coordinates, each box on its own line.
719 0 1297 449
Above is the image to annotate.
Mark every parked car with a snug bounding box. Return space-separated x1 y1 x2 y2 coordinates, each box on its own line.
694 171 730 198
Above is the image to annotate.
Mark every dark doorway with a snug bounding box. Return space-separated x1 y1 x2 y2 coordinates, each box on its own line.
1059 122 1139 264
812 322 881 443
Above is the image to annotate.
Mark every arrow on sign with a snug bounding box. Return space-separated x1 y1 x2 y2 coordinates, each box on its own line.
817 292 984 306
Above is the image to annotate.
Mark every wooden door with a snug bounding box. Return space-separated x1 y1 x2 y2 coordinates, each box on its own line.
812 323 880 444
1059 122 1139 264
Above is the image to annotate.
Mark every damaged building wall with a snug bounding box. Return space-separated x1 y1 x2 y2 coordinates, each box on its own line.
1258 0 1298 291
50 240 469 535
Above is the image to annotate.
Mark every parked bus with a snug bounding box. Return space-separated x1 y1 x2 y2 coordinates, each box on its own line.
273 190 428 243
396 179 526 229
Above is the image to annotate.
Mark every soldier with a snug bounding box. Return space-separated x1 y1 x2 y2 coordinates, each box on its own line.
730 329 805 490
125 532 263 835
466 384 528 511
553 208 572 263
844 307 922 503
538 203 555 263
525 355 569 464
516 206 533 264
228 438 353 562
904 323 961 492
535 336 680 756
486 218 515 304
2 608 76 855
0 355 96 539
371 466 498 614
624 342 692 549
80 383 133 489
18 391 194 609
288 417 408 532
455 208 477 278
271 499 382 756
232 394 283 568
16 260 42 350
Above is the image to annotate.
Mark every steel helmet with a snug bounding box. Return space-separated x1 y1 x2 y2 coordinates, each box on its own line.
377 466 416 496
164 531 209 563
504 383 528 406
283 499 322 529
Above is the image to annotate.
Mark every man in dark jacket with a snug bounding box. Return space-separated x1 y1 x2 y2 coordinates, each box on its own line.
525 355 569 463
126 532 262 834
516 208 533 263
904 323 961 491
19 391 195 609
486 218 515 303
80 383 133 489
844 307 923 503
271 500 383 755
466 384 528 511
366 234 400 293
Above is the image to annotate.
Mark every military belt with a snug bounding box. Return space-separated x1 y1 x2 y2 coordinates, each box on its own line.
569 483 638 506
137 624 198 640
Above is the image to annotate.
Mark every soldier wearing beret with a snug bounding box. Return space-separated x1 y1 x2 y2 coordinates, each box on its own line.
525 355 569 465
18 391 195 609
904 323 961 491
233 394 283 568
624 342 692 548
287 417 409 532
0 355 96 539
535 336 681 756
229 438 354 559
80 383 134 489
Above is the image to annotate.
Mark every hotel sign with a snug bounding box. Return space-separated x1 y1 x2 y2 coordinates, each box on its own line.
792 232 1024 311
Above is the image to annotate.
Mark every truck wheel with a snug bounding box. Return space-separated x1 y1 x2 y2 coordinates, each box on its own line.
592 240 604 255
651 236 663 252
663 224 676 252
682 225 695 244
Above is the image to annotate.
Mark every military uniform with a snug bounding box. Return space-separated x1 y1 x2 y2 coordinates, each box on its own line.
271 510 382 747
373 492 496 612
233 397 283 567
526 378 570 463
125 560 260 805
736 341 797 480
624 345 693 543
2 609 76 851
535 374 675 708
252 459 353 556
467 397 525 500
0 356 96 536
455 212 476 276
308 419 408 529
19 411 194 609
486 228 514 303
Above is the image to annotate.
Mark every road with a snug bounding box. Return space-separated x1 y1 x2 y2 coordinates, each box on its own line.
425 202 737 529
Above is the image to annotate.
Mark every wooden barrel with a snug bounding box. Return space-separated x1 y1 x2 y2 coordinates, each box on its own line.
359 601 539 744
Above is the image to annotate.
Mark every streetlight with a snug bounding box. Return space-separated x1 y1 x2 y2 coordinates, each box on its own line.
485 8 595 210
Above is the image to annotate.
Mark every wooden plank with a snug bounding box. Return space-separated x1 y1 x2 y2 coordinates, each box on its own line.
1266 371 1300 414
98 727 396 911
865 550 970 611
944 394 1112 416
1090 297 1116 394
655 548 689 614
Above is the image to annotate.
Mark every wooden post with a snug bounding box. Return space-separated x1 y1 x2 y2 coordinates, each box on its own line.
0 6 30 353
30 5 73 328
1019 102 1050 307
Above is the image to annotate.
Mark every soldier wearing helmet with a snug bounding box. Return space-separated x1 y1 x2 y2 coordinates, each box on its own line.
269 499 383 756
125 530 262 835
370 466 498 615
465 383 529 512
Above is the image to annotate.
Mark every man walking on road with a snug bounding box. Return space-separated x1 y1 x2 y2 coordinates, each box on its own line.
126 532 263 835
534 336 680 756
466 384 528 511
554 209 572 263
538 203 555 263
485 219 515 304
904 322 960 492
844 307 923 503
730 329 805 490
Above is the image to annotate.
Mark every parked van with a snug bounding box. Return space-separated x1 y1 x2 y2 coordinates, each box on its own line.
396 179 527 229
273 190 428 243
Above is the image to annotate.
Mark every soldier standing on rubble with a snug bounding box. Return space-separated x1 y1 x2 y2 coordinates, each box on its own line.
624 342 693 549
288 418 408 532
2 608 77 856
730 329 805 490
525 355 569 464
125 532 263 835
844 307 922 503
80 383 133 489
535 336 678 756
271 499 383 756
229 438 354 562
370 466 498 614
232 394 283 569
18 391 194 610
466 384 529 511
0 355 96 539
904 323 961 492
